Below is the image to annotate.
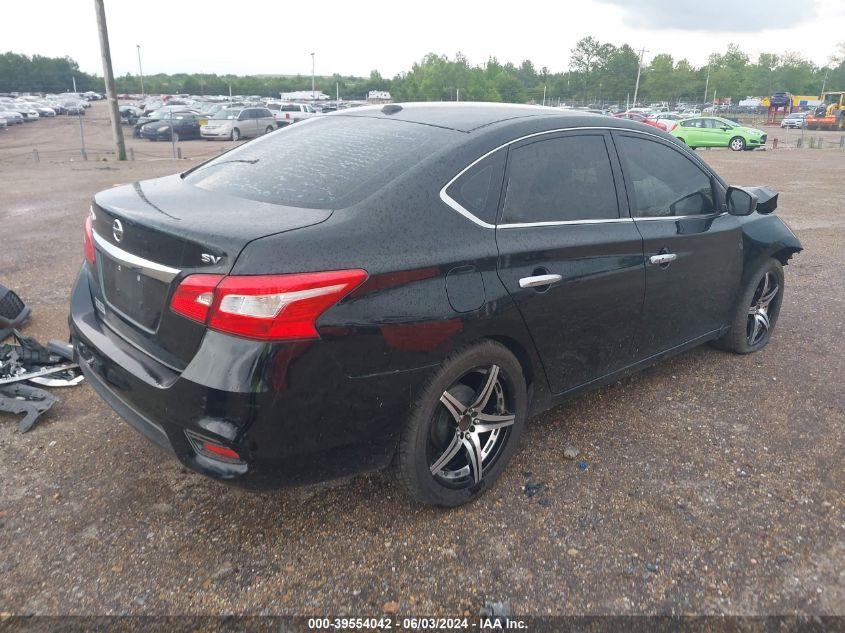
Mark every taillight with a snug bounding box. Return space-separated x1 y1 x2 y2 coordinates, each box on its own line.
170 274 224 323
83 213 96 265
170 270 367 341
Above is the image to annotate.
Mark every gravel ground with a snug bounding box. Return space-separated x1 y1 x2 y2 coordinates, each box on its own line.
0 104 843 617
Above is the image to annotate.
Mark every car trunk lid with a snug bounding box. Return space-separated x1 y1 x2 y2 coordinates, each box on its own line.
89 174 332 368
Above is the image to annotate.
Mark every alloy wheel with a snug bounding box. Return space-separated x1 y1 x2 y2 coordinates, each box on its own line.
747 272 779 346
428 364 516 487
730 137 745 151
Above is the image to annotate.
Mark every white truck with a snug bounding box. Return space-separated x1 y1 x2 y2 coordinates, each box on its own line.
267 102 318 127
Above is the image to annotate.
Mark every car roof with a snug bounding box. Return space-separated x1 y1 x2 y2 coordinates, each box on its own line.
333 102 596 133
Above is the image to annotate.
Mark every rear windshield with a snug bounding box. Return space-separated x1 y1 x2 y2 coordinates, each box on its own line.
183 116 457 209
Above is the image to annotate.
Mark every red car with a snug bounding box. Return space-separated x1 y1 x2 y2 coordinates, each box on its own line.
614 111 674 132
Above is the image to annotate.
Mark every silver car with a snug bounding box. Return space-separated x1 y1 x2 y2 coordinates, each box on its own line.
780 112 808 128
200 106 276 141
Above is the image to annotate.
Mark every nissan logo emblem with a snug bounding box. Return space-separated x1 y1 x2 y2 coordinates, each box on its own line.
112 219 124 243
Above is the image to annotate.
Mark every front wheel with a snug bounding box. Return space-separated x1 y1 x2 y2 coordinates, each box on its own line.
715 258 785 354
265 126 274 134
231 128 240 141
392 340 527 506
730 136 746 151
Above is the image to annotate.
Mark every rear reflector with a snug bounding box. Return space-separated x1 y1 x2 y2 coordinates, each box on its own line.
202 441 241 460
184 430 243 463
84 214 96 265
170 270 367 341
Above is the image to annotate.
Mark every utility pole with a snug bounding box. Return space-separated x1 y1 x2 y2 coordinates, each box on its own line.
311 52 315 101
820 67 829 95
632 47 648 109
94 0 126 160
704 64 711 104
136 44 144 96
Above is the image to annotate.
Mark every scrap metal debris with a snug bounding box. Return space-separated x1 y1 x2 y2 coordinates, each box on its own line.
0 320 83 432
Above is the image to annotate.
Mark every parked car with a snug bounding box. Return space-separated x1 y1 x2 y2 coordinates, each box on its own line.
0 117 7 131
671 116 767 150
269 102 318 127
133 107 199 137
70 104 801 506
62 101 86 115
651 112 686 132
139 112 201 141
26 102 56 117
613 111 665 130
780 112 808 128
770 92 792 108
200 106 276 140
119 105 143 125
0 109 24 125
197 103 233 126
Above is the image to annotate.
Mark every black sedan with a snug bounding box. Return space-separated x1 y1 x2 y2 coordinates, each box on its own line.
138 112 201 141
69 104 801 506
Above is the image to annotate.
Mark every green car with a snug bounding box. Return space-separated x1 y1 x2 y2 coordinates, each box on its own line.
670 116 767 151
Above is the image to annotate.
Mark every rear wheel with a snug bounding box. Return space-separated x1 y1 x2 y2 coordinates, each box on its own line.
265 126 274 134
729 136 746 151
715 258 784 354
393 341 527 506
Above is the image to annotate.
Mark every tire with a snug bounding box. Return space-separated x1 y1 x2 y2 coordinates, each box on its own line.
265 126 274 134
715 258 785 354
838 116 845 131
729 136 746 151
392 340 528 506
231 128 240 141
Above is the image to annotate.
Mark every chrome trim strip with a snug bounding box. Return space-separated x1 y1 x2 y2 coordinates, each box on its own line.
439 126 716 229
92 231 181 283
633 212 727 222
498 218 634 229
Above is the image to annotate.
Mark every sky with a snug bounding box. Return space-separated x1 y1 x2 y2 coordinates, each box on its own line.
3 0 844 78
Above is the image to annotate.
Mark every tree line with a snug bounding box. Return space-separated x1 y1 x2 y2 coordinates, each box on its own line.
2 40 844 104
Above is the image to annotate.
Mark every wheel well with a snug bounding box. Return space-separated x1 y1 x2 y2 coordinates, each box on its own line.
772 247 801 266
486 335 535 394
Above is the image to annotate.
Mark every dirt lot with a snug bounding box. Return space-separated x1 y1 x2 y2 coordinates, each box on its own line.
1 103 844 617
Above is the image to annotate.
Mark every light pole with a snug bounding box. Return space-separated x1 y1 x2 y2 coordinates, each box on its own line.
311 52 315 101
136 44 144 96
632 47 648 109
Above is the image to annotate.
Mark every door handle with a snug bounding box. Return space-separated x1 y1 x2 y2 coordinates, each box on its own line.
519 274 562 289
649 253 677 265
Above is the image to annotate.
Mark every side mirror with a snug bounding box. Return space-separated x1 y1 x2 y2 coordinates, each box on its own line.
726 186 757 216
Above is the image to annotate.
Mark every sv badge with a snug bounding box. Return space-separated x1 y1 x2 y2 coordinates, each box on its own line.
201 253 222 265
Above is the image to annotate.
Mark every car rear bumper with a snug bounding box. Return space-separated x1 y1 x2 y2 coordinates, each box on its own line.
68 265 427 488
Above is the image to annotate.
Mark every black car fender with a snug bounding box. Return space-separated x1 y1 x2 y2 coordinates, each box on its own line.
738 214 802 287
